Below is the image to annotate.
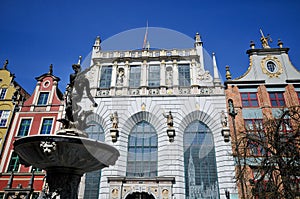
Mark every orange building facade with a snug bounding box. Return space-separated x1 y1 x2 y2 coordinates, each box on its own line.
224 34 300 198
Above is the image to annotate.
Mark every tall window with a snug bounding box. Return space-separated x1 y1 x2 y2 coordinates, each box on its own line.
7 152 20 172
99 66 112 88
17 119 31 136
241 92 259 107
0 88 7 100
269 92 285 107
184 121 219 199
84 121 105 199
129 66 141 88
148 65 160 87
178 64 190 87
0 110 10 127
40 118 53 134
37 92 49 105
244 119 265 156
127 121 157 177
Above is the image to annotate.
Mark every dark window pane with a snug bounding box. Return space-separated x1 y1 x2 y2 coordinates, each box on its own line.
184 121 219 198
127 121 157 177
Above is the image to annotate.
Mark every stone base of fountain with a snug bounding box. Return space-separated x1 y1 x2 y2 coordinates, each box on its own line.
14 133 120 199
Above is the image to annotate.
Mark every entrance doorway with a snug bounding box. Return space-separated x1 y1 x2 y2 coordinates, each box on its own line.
125 192 155 199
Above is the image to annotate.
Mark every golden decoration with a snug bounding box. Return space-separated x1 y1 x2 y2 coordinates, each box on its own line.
260 55 283 78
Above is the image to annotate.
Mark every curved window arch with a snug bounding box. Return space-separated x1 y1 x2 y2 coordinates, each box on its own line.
84 121 105 199
184 120 219 199
127 121 157 177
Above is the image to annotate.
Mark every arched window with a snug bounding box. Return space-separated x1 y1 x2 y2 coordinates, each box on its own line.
127 121 157 177
184 121 219 199
84 121 105 199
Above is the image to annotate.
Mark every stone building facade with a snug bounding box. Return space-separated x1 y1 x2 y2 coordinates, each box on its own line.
78 33 237 199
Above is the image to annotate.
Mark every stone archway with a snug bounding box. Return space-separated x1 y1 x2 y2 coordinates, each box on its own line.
125 192 155 199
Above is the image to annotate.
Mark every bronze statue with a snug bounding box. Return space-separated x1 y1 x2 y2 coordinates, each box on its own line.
59 59 98 133
163 111 174 129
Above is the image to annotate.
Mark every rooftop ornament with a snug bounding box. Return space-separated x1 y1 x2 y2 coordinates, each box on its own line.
260 29 272 49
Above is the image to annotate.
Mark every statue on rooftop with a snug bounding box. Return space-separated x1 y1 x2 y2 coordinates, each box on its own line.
260 29 272 49
2 59 8 70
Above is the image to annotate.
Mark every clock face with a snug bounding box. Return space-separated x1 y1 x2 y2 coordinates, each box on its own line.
266 61 277 73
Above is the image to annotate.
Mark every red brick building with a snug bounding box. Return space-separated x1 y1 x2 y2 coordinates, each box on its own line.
0 65 64 198
225 33 300 198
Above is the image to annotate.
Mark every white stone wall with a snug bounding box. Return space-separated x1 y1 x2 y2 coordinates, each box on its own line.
79 94 237 199
83 37 237 198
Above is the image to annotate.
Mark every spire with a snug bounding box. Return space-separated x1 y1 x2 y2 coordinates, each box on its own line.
212 53 221 85
142 21 149 50
225 65 232 80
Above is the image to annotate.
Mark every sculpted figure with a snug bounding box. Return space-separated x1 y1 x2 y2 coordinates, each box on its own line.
59 61 98 131
163 111 174 128
221 110 228 127
110 112 118 129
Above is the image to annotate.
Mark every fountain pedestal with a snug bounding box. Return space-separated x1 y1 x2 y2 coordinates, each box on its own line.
14 134 120 199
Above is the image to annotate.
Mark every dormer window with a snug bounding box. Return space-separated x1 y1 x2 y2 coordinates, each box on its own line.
37 92 49 105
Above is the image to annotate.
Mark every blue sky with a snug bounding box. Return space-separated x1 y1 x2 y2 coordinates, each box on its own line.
1 0 300 93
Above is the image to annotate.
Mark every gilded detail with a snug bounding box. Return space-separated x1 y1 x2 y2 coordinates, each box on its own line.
260 55 283 78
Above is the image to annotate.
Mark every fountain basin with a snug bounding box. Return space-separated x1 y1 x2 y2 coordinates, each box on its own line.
14 134 120 174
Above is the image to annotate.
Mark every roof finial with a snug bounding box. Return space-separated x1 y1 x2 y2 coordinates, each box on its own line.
260 29 272 49
225 65 232 80
212 53 221 82
77 56 82 65
48 64 53 75
250 40 255 49
3 59 8 70
277 39 283 48
194 32 203 47
93 36 101 52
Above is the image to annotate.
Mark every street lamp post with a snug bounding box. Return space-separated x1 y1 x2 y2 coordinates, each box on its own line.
228 99 246 199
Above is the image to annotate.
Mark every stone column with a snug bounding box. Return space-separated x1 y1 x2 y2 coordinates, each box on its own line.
141 60 147 87
123 61 129 87
111 61 118 88
160 60 166 86
191 59 198 86
172 60 179 94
